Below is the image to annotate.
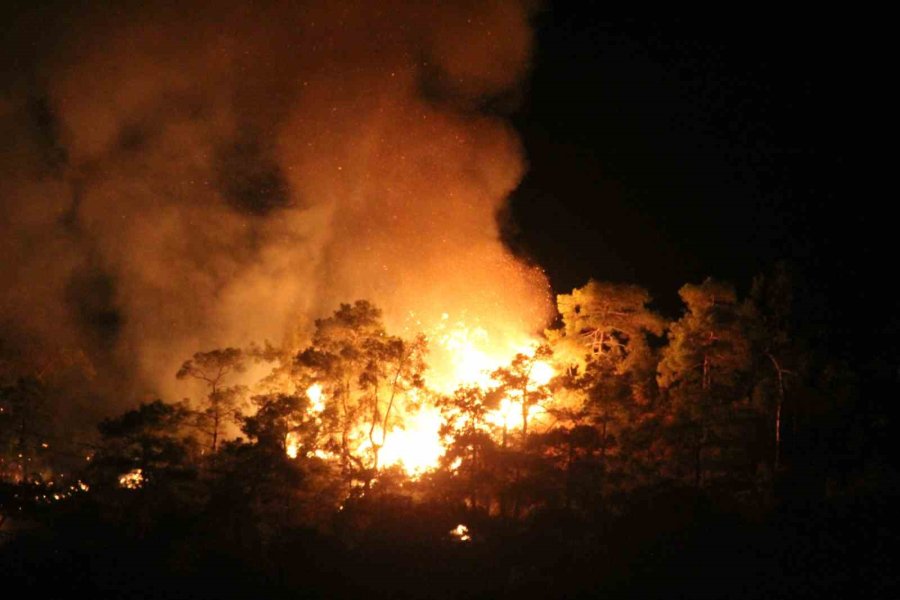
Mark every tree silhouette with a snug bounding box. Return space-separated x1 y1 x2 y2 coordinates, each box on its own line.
553 280 665 372
490 344 553 439
0 377 49 482
658 279 756 489
177 348 246 454
549 282 666 506
438 385 500 509
294 301 426 484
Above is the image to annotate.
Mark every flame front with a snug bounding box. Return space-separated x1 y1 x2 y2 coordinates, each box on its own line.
285 318 555 478
427 316 547 393
306 383 325 413
364 406 444 477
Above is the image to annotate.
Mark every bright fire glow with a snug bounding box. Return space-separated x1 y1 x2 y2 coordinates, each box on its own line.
306 383 325 413
432 321 496 390
427 317 550 393
450 523 471 542
484 397 544 430
284 318 555 479
118 468 144 489
285 432 300 459
372 406 444 477
530 360 554 386
283 385 325 459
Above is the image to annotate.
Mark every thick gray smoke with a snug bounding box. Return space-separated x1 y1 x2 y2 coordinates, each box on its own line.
0 0 551 418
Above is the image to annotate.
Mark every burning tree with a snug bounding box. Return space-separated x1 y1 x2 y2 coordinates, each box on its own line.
213 392 342 534
489 344 554 441
242 393 318 458
437 385 501 510
293 301 429 483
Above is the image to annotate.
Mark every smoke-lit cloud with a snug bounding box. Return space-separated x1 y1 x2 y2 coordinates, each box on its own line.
0 0 551 414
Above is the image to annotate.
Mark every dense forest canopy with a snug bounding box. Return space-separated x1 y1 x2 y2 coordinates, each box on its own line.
3 271 895 598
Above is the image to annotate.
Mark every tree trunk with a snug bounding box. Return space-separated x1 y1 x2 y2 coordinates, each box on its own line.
599 419 608 511
212 408 220 454
18 411 28 482
694 442 702 489
767 352 786 473
470 436 478 510
565 437 575 510
210 383 220 454
368 379 380 473
600 419 608 462
694 424 707 489
340 374 352 478
521 396 529 436
702 354 710 391
373 355 407 474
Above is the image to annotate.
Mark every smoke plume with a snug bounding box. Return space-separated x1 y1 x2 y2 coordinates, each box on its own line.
0 0 551 416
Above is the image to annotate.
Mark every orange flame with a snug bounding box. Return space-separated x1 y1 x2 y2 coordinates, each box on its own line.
118 468 144 489
284 319 555 478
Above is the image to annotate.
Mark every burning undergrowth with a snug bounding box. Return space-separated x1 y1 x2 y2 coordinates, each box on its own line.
192 299 560 483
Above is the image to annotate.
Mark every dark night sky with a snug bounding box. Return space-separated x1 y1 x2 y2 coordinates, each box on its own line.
509 9 890 370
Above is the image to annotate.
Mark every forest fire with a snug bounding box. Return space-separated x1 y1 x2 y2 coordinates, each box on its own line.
427 317 555 391
118 469 144 490
284 317 557 478
428 318 520 392
0 1 879 598
358 405 444 477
